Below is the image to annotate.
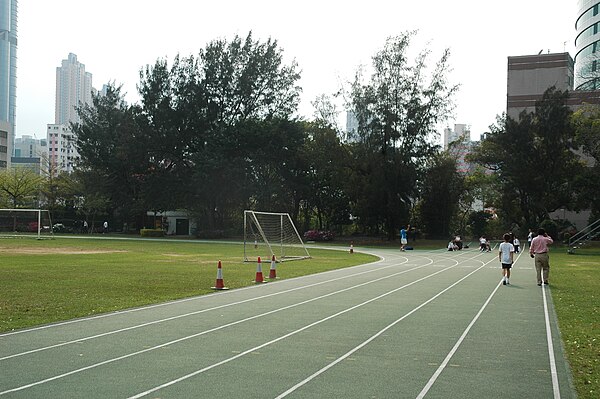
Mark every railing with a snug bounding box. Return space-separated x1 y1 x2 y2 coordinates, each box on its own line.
568 218 600 250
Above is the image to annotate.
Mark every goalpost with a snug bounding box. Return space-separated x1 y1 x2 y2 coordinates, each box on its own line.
243 210 310 262
0 209 54 239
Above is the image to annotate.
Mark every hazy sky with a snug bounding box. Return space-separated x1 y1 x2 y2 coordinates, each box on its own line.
15 0 577 141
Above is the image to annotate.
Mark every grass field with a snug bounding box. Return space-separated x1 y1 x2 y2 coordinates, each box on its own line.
551 246 600 399
0 236 598 398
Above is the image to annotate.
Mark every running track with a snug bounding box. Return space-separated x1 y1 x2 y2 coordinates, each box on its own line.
0 246 575 398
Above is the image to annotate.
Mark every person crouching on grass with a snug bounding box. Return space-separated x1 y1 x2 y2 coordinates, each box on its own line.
499 233 515 285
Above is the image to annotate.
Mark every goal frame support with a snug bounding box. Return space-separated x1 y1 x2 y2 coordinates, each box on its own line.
0 208 54 239
243 210 310 262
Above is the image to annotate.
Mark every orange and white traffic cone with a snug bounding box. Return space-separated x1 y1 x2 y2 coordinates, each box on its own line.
268 254 277 279
212 260 228 290
255 256 265 283
350 241 354 254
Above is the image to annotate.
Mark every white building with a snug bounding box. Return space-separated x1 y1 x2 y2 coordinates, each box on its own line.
47 124 79 174
443 123 470 150
55 53 93 126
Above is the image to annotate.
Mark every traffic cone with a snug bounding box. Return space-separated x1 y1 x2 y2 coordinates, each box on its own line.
255 256 265 283
350 241 354 254
268 254 277 279
212 260 228 290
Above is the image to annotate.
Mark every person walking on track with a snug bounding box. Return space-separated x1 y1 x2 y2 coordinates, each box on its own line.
529 228 554 286
499 233 515 285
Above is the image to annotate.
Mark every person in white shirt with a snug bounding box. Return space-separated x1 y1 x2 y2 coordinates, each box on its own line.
498 233 515 285
513 237 520 253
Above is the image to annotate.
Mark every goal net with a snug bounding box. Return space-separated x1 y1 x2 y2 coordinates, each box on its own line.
243 210 311 262
0 209 54 239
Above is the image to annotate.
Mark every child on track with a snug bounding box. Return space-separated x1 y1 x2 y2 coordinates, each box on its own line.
499 233 515 285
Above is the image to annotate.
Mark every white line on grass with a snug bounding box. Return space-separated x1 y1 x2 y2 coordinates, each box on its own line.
0 255 453 396
542 284 561 399
273 258 495 399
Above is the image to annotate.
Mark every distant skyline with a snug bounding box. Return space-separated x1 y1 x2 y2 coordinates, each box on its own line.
15 1 577 142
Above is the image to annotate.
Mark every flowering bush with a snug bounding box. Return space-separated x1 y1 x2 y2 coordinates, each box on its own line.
303 230 335 241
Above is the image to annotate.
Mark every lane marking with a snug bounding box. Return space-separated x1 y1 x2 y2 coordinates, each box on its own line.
1 256 455 395
542 284 561 399
126 262 475 399
274 260 495 398
1 249 483 360
0 258 410 358
415 280 502 398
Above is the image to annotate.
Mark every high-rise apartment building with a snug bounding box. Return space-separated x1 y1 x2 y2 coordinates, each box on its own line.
575 1 600 89
51 53 94 173
47 124 78 174
55 53 93 126
0 0 17 169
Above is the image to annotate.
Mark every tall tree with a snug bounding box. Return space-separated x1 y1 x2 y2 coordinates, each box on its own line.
468 87 583 228
418 154 464 238
73 84 148 228
347 31 458 238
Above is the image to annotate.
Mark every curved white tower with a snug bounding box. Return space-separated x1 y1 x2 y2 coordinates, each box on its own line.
575 0 600 89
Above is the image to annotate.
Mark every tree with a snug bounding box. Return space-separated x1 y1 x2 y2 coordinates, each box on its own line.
135 32 304 231
73 84 149 228
418 154 464 238
572 105 600 219
346 31 458 238
468 87 583 228
0 167 43 208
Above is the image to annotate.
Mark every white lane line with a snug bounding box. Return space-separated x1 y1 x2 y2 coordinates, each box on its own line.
0 257 407 359
274 259 495 399
0 257 444 396
126 262 468 399
416 250 531 398
415 280 502 399
542 285 561 399
0 256 388 338
2 249 481 360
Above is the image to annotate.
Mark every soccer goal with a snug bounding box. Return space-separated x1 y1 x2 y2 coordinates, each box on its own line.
0 209 54 239
243 210 311 262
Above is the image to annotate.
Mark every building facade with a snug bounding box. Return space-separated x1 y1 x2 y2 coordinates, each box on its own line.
47 124 79 174
14 134 48 159
575 0 600 89
506 52 600 120
55 53 93 126
0 0 17 169
12 134 48 175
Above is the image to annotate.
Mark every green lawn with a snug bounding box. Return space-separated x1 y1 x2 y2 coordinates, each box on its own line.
551 245 600 399
0 237 376 332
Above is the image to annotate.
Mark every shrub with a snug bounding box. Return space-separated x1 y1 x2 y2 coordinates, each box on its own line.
140 228 165 237
303 230 335 242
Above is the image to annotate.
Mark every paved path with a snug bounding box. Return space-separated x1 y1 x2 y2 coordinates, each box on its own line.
0 247 575 398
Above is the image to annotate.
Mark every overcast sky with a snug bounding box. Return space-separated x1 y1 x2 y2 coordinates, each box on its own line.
15 0 577 141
